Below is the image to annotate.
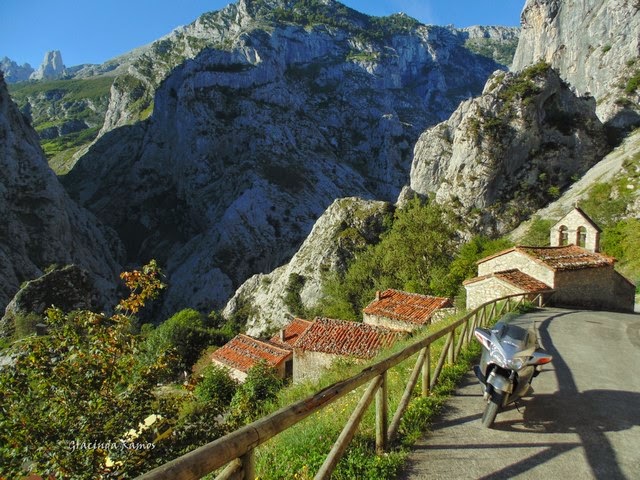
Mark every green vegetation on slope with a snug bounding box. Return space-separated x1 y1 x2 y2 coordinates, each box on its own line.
464 37 519 66
318 197 513 320
579 150 640 288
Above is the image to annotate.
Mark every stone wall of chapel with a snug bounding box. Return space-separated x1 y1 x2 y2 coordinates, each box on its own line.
550 209 600 252
477 251 555 287
553 267 635 311
465 277 522 310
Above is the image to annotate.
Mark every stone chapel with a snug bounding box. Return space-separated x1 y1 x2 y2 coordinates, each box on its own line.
464 208 636 312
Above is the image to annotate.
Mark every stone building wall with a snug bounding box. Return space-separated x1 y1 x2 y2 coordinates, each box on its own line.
478 251 555 287
363 314 419 332
465 277 523 310
293 349 337 383
550 209 600 252
551 266 635 311
553 267 635 311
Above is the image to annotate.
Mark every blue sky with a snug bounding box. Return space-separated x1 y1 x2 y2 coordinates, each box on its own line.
1 1 523 68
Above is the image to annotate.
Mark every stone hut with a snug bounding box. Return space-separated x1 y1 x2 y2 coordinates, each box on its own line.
463 269 551 310
211 334 293 383
292 317 402 383
363 289 454 332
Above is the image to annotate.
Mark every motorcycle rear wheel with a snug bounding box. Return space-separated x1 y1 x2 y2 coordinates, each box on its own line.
481 392 504 428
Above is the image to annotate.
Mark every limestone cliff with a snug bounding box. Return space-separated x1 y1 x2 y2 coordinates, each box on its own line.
223 197 393 335
0 57 34 83
63 0 511 316
30 51 67 81
0 74 122 320
409 63 610 234
512 0 640 135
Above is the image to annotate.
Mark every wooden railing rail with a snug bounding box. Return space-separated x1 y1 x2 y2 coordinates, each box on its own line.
138 291 551 480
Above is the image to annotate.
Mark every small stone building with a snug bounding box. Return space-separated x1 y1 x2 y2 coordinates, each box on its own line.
292 317 402 383
464 208 636 312
211 334 293 383
463 269 551 310
363 289 454 332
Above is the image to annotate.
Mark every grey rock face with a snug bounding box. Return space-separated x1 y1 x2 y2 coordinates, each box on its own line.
512 0 640 132
409 64 610 234
223 197 393 336
0 57 34 83
30 50 67 80
0 75 122 316
64 4 507 316
1 265 100 338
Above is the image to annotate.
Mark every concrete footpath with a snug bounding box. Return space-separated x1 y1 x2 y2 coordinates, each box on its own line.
399 308 640 480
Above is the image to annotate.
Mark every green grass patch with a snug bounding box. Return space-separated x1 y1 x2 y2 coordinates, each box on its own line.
7 76 114 103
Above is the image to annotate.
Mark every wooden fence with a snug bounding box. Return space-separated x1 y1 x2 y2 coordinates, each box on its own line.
137 292 548 480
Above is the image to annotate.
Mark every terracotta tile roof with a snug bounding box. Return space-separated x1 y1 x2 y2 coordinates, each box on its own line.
464 269 550 292
269 318 313 348
211 334 291 373
363 289 452 325
293 317 401 359
477 245 615 271
518 245 614 270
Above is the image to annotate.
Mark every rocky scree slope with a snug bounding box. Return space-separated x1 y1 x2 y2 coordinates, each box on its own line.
408 63 610 235
0 75 122 324
512 0 640 137
63 0 512 316
223 197 393 335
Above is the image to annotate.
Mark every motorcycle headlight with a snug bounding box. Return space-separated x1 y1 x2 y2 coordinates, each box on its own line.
507 356 525 370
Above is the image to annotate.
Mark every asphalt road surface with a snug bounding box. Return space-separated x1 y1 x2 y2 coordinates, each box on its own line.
399 308 640 480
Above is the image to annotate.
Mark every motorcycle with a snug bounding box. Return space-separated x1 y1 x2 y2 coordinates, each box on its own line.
473 321 552 428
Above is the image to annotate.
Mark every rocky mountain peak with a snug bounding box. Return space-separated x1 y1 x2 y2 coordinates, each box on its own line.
30 50 67 80
0 56 34 83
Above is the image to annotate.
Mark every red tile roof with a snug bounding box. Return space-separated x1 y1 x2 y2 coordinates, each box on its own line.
211 334 291 373
363 289 452 325
293 317 401 359
464 269 550 292
518 245 614 270
269 318 313 348
477 245 615 271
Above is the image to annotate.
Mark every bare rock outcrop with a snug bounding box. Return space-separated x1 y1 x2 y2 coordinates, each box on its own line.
409 63 610 234
512 0 640 136
1 265 100 338
223 197 393 336
0 74 122 318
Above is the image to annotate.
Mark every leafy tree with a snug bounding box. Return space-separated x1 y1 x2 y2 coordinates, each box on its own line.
193 364 238 413
319 198 462 319
141 309 215 380
0 261 172 479
227 361 283 428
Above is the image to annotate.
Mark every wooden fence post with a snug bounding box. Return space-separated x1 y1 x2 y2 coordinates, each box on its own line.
422 345 431 397
240 449 255 480
447 330 455 364
376 372 388 454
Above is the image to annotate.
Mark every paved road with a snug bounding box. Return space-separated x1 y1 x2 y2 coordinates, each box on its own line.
399 308 640 479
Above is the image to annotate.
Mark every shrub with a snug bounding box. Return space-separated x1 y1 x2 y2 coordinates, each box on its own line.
194 365 238 413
